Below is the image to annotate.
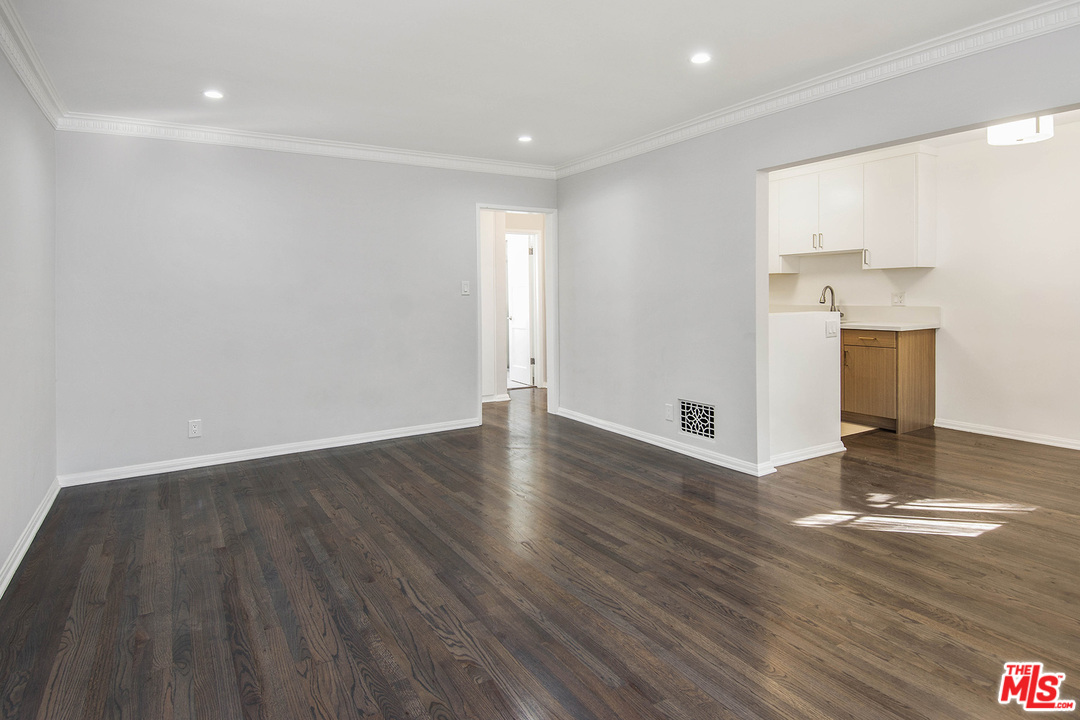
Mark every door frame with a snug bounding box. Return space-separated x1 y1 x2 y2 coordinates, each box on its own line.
475 204 559 419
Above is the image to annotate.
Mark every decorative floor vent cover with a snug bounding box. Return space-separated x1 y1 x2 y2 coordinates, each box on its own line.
680 400 715 439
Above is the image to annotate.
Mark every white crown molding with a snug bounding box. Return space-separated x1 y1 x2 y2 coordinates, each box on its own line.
57 416 481 487
0 0 64 125
555 0 1080 178
556 407 776 478
56 113 558 179
4 0 1078 180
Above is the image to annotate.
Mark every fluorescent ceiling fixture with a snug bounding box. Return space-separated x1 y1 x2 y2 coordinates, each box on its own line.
203 90 224 99
690 52 711 64
987 115 1054 145
518 135 532 143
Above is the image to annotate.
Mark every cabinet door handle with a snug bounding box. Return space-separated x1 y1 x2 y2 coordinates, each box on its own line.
863 248 870 267
844 350 849 368
811 233 817 249
858 336 878 341
819 233 824 248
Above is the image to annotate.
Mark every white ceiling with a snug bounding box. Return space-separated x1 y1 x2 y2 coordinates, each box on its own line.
8 0 1064 168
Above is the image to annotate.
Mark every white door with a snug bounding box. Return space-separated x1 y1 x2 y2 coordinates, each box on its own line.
507 233 533 386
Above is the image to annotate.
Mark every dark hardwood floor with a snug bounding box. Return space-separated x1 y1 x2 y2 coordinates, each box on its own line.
1 389 1078 719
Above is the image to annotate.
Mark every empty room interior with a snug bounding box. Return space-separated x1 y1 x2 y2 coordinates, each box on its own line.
2 1 1079 718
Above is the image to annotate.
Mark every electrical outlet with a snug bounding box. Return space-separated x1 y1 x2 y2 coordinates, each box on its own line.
188 419 202 438
891 292 906 307
664 403 674 421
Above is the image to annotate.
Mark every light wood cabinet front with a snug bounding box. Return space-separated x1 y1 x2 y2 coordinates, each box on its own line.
843 346 897 419
841 328 935 433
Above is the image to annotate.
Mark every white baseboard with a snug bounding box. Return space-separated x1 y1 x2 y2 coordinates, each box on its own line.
555 408 775 477
0 477 61 600
482 394 511 403
57 417 481 487
934 419 1080 452
771 441 847 468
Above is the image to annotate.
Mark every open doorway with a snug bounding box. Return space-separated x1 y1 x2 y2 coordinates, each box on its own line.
477 207 556 411
763 106 1080 467
506 231 537 389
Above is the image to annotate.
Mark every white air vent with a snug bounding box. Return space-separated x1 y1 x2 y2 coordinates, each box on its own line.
680 400 715 439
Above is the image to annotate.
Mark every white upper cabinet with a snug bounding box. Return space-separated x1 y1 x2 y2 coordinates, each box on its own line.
776 174 819 255
776 165 863 255
862 153 937 269
817 166 864 252
768 144 937 273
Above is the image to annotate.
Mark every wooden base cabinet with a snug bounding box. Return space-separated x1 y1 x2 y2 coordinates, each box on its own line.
841 329 935 433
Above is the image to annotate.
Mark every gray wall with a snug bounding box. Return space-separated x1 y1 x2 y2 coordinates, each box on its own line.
56 134 555 476
556 28 1080 468
0 53 56 578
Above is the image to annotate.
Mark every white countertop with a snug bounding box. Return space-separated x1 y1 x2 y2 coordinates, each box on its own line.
771 304 941 331
840 321 940 331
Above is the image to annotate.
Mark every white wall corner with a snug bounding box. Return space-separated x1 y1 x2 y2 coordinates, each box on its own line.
555 0 1080 178
556 408 775 478
57 418 481 488
0 477 60 601
0 0 65 126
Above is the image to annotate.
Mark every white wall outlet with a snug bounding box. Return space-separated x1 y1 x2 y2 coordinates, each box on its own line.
461 280 470 296
891 292 906 306
825 319 839 338
664 403 674 421
188 419 202 438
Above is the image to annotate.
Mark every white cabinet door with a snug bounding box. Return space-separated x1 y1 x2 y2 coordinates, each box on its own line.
863 155 915 269
768 181 799 273
776 174 818 255
863 153 935 269
818 165 863 252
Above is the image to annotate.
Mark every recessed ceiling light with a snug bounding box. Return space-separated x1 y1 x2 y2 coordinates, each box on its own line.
690 52 711 65
203 90 224 99
518 136 532 143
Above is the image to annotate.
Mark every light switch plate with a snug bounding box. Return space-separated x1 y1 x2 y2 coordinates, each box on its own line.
461 281 470 296
825 319 839 338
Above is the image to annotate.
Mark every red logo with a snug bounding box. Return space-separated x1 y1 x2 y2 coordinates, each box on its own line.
999 663 1076 712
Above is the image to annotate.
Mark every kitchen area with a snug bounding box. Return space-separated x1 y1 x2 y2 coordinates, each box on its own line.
767 109 1080 467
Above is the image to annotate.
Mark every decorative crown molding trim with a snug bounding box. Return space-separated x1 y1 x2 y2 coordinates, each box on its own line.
0 0 65 125
4 0 1077 179
555 0 1080 178
56 113 559 179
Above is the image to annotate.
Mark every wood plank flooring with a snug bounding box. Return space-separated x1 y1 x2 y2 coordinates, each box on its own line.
1 389 1077 719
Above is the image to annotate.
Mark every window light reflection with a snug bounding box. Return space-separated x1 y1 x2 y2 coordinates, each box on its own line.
895 499 1037 514
792 493 1037 537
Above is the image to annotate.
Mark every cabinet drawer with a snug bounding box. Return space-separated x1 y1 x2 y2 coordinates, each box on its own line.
842 329 896 348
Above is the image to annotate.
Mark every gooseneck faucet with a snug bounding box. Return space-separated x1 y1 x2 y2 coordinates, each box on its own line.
819 285 842 316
